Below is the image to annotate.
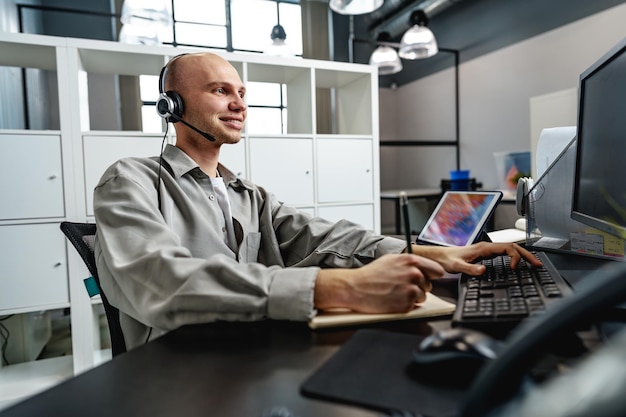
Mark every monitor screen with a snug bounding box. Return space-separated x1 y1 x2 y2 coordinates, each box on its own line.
571 37 626 239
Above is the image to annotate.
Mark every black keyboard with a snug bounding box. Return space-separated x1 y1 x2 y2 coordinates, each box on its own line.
452 251 573 335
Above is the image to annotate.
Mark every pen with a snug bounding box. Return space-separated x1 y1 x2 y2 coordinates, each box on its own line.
400 191 413 253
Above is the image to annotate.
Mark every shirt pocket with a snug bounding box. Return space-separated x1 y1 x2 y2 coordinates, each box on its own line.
240 232 261 263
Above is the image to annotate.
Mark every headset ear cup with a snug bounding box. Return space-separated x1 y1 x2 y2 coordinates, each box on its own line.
166 90 184 120
156 93 171 120
156 90 184 122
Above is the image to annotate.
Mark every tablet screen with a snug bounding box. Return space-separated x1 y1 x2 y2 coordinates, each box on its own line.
417 191 503 246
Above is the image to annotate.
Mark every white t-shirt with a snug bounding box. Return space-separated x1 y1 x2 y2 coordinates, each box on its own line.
210 176 237 252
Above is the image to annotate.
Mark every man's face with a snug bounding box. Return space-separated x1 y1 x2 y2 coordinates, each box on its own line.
176 54 247 145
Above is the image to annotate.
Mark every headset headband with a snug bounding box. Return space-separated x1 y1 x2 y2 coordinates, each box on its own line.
159 53 188 94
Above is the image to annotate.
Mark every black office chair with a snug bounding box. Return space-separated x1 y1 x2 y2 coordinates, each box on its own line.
60 221 127 356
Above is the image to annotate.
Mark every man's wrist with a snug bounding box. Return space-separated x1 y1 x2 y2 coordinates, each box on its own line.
313 268 353 310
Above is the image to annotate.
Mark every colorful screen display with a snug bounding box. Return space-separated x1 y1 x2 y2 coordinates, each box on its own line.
418 191 502 246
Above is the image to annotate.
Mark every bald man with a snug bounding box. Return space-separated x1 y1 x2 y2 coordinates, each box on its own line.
94 53 540 349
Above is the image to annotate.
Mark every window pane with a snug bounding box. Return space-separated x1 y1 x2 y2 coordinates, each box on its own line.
231 0 276 52
175 22 227 47
247 107 283 134
142 105 163 133
158 24 174 44
140 1 303 134
246 82 282 107
173 0 226 25
140 75 159 101
279 3 303 56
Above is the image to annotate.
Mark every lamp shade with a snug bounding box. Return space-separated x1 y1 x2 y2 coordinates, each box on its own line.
398 24 438 59
265 39 294 57
398 10 438 60
369 45 403 75
329 0 383 15
264 24 294 57
120 0 171 26
119 0 171 45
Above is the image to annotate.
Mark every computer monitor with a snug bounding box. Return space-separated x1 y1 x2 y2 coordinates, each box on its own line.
571 37 626 239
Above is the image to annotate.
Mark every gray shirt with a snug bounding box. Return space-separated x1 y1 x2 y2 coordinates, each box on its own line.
94 144 406 349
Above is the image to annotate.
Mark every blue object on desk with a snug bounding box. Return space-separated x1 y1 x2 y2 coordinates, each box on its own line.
449 170 470 190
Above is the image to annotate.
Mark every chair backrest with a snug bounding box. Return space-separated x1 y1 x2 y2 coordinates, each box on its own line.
60 221 127 356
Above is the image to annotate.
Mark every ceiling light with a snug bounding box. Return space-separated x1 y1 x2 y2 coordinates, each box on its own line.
264 24 294 57
369 32 403 75
118 0 172 45
399 10 438 60
329 0 384 15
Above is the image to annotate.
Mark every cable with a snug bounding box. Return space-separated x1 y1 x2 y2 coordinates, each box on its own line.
0 315 14 366
156 123 169 213
144 327 153 346
148 126 169 344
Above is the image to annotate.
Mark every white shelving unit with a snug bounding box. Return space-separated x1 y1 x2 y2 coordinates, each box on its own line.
0 32 380 404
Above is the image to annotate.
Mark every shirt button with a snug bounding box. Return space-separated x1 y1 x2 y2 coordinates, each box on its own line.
222 227 226 232
209 194 215 200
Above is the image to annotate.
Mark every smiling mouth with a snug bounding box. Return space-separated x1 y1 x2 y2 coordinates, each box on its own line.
220 117 243 128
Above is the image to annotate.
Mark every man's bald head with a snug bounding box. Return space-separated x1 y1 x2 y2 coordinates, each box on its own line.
163 53 239 94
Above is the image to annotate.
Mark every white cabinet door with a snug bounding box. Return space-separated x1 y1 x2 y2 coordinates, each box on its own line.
249 137 314 206
317 138 373 203
83 135 164 216
0 223 68 312
318 204 374 231
0 134 64 220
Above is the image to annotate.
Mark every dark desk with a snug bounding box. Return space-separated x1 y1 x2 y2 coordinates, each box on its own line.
1 255 615 417
0 285 459 417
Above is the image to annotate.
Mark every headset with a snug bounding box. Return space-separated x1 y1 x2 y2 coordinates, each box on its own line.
156 54 185 123
154 53 218 224
156 54 215 142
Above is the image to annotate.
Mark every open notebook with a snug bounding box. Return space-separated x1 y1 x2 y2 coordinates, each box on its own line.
308 292 455 329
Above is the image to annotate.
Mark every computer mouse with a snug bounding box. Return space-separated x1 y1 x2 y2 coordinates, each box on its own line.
408 328 504 387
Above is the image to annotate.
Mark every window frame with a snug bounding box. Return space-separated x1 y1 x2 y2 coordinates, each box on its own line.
142 0 299 134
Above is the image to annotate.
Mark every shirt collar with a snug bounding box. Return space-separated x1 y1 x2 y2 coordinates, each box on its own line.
161 144 252 190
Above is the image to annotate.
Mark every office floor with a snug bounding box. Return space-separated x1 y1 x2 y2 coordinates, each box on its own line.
39 310 111 360
0 311 110 412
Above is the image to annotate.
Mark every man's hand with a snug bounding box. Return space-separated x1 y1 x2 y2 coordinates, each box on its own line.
413 241 543 276
314 253 445 314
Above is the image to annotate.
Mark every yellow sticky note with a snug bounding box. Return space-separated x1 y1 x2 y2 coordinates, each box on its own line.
583 228 625 258
602 232 625 257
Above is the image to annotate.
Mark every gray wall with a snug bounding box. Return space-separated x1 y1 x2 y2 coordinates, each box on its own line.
378 4 626 231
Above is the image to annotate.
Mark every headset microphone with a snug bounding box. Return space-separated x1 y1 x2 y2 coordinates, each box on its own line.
166 112 216 142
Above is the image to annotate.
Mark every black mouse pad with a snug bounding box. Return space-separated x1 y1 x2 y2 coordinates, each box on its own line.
300 329 466 417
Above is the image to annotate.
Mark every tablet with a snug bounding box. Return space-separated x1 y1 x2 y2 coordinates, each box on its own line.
417 191 503 246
